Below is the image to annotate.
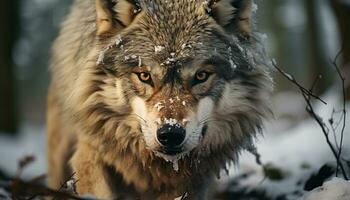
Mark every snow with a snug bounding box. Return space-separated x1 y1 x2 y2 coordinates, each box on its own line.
302 177 350 200
154 151 190 172
96 50 105 65
164 118 178 126
202 0 212 13
138 56 142 67
219 89 350 199
164 57 177 65
124 55 130 61
0 125 46 179
181 43 191 50
154 102 165 111
229 59 237 69
115 35 122 46
154 45 165 53
0 188 11 200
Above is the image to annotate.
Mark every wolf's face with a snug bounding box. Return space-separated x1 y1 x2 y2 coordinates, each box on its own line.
127 48 236 156
87 0 272 160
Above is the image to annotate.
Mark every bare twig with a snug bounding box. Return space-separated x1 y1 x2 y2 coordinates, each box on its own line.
180 192 188 200
16 155 35 179
329 108 346 150
58 172 77 192
271 59 327 105
272 59 349 180
52 172 78 200
1 178 91 200
309 75 323 94
0 155 99 200
330 48 347 177
329 118 340 150
303 92 347 180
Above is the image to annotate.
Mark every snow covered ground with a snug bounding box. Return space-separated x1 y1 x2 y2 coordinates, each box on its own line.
0 125 46 179
0 90 349 199
219 89 350 199
302 178 350 200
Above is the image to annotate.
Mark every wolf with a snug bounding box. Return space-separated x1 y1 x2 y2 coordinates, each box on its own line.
47 0 272 199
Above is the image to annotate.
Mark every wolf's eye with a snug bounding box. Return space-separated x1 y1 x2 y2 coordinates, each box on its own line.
192 71 211 85
139 72 150 81
136 72 153 85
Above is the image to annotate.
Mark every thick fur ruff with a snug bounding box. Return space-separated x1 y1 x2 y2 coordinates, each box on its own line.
47 0 273 199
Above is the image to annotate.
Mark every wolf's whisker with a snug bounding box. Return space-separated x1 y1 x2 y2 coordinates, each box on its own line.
129 113 148 123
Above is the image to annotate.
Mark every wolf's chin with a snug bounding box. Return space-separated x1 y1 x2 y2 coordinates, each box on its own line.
153 150 191 171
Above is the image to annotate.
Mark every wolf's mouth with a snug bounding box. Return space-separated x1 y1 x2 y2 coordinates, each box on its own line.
154 149 191 171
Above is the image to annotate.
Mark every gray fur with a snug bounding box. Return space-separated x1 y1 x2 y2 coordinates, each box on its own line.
48 0 273 199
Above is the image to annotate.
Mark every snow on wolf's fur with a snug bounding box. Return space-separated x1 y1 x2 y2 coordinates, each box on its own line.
48 0 273 198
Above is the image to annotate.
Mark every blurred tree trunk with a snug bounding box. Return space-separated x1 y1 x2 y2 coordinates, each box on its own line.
330 0 350 100
257 0 292 92
305 0 333 95
0 1 19 133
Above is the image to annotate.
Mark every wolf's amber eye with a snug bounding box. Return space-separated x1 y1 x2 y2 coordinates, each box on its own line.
193 71 211 85
139 72 150 81
136 72 153 86
196 71 209 81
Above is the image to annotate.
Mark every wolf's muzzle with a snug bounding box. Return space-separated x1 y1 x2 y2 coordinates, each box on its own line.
157 124 186 154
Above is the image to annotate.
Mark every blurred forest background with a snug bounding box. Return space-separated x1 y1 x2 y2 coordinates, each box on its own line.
0 0 349 133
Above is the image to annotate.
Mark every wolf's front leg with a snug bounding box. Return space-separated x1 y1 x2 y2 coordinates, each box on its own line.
71 141 114 199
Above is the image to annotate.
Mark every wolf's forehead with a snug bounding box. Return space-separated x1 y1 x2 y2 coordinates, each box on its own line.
141 0 204 17
122 31 228 68
105 0 236 68
121 0 230 63
139 0 215 45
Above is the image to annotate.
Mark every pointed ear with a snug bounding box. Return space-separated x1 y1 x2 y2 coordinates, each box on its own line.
95 0 141 36
208 0 253 38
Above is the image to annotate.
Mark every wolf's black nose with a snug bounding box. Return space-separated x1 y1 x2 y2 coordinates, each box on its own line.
157 124 186 148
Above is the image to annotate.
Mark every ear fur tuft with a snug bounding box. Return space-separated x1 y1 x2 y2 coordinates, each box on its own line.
208 0 253 38
95 0 141 36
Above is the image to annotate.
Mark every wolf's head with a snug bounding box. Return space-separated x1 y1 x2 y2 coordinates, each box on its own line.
79 0 272 163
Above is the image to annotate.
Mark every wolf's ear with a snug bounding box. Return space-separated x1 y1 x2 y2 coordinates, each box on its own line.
95 0 141 36
207 0 253 38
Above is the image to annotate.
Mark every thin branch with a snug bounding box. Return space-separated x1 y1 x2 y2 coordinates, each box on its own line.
0 155 99 200
272 60 348 180
331 48 347 177
329 113 340 150
303 92 348 180
271 59 327 105
309 75 323 94
58 172 77 192
1 178 92 200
